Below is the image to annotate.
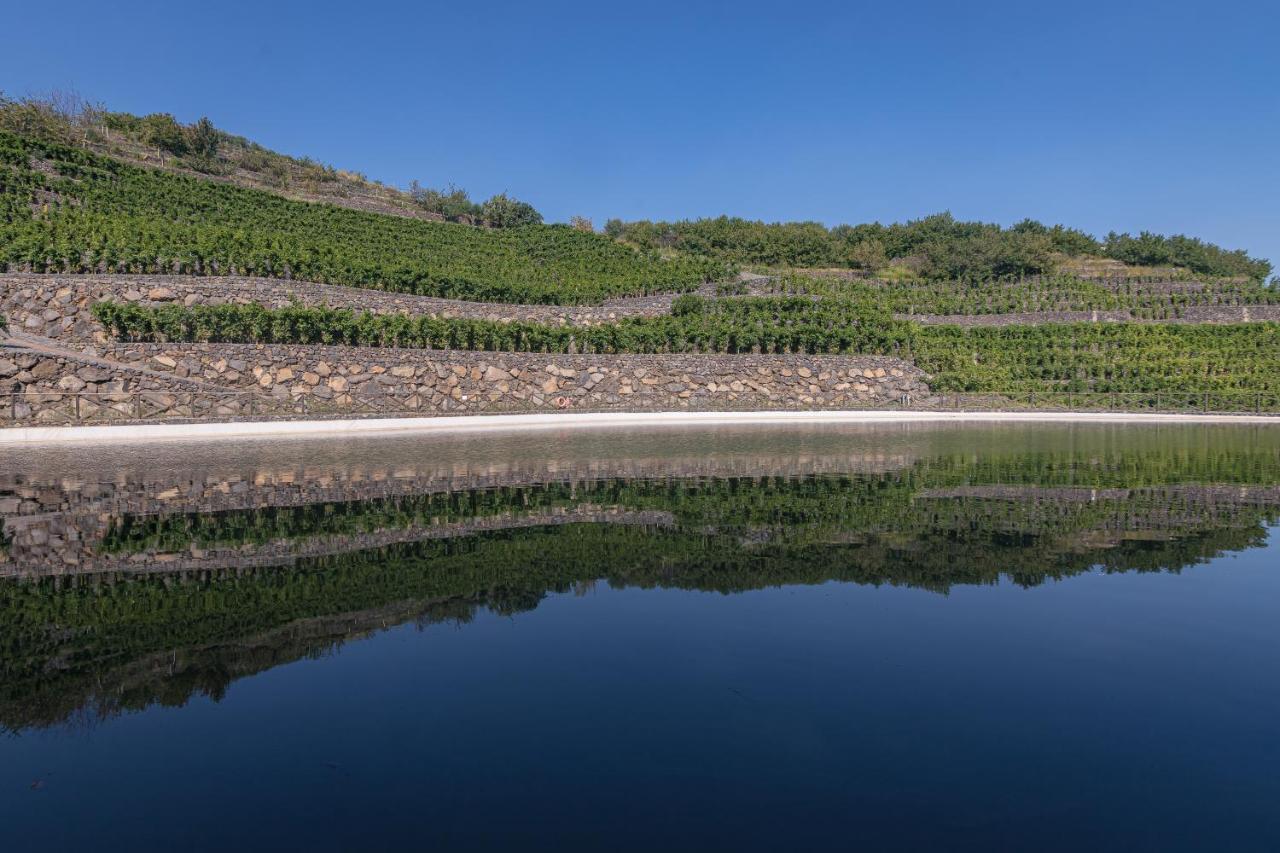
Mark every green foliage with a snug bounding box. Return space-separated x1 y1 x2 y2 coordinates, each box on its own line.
619 216 838 267
91 295 907 355
1102 231 1271 281
612 213 1064 278
0 131 723 304
910 322 1280 394
100 110 145 135
0 93 72 144
406 184 543 228
137 112 188 155
771 273 1280 317
670 293 707 316
916 227 1055 280
848 238 888 271
408 181 481 220
1011 219 1101 255
479 192 542 228
608 213 1271 283
185 117 219 161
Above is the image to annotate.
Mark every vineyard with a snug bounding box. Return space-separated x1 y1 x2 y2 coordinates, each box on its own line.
0 131 723 304
766 273 1280 317
91 298 1280 400
4 109 1279 419
908 323 1280 394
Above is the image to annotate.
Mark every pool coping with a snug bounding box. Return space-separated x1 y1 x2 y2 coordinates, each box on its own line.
1 409 1278 444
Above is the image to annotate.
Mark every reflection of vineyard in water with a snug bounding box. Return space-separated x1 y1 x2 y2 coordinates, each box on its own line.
2 440 1279 732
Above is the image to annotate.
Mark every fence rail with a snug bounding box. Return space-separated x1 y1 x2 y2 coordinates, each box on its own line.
3 387 1279 427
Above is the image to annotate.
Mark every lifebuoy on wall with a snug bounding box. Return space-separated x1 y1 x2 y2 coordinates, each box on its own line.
555 396 571 409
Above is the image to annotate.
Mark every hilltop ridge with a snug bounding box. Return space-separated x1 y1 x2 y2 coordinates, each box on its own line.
2 92 1272 290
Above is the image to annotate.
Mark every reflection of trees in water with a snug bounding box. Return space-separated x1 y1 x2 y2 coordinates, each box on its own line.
3 447 1279 733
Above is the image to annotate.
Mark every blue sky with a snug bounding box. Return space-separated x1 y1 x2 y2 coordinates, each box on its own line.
4 0 1277 266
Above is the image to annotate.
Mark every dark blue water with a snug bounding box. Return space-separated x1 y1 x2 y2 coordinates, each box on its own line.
2 424 1278 851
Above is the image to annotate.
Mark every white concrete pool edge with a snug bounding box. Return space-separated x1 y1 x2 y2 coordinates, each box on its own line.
1 409 1278 444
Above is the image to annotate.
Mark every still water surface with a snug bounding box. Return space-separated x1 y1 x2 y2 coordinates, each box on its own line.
2 424 1279 851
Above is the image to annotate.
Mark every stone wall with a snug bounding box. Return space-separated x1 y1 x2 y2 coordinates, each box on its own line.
0 349 221 424
0 274 681 341
103 343 928 413
2 272 931 426
5 275 1276 348
0 341 928 426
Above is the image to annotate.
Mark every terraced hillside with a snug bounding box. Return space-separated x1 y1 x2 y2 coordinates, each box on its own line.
85 288 1280 403
0 131 722 304
1 119 1278 421
0 92 446 220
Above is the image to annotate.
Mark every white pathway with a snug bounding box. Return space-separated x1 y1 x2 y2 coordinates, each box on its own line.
0 409 1276 446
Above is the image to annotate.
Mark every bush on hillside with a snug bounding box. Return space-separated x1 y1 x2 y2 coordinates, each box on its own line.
136 113 189 156
186 117 219 160
605 213 1270 282
1102 232 1271 281
480 193 542 228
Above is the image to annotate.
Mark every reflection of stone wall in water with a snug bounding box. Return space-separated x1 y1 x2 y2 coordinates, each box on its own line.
4 445 1279 578
4 451 1280 733
3 492 1277 734
0 450 921 577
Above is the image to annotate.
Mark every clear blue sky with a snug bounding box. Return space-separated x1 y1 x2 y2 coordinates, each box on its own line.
4 0 1277 266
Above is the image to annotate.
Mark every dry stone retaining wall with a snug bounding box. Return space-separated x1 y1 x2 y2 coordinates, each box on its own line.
101 343 929 413
0 340 928 426
0 449 921 576
0 274 683 341
5 275 1277 349
0 349 219 424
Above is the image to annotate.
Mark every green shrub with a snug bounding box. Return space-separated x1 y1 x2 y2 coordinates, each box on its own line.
479 193 542 228
606 213 1270 282
137 113 188 155
671 294 707 316
1103 231 1271 281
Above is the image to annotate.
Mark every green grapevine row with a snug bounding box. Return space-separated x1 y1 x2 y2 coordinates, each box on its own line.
91 297 908 356
766 274 1280 316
